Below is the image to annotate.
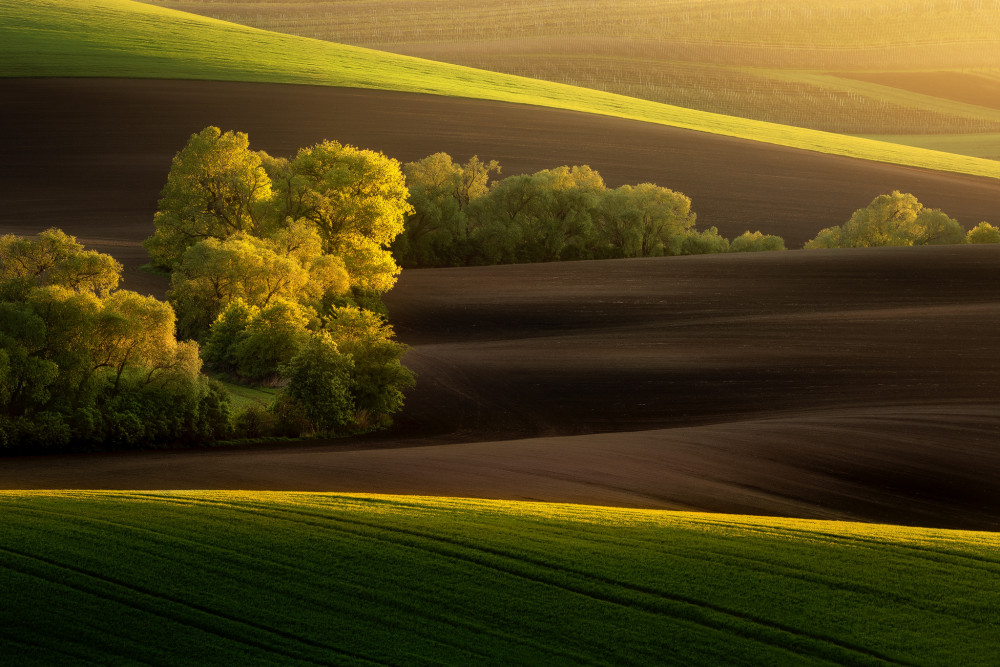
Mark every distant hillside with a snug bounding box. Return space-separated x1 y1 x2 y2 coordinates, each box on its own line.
1 0 998 179
139 0 1000 157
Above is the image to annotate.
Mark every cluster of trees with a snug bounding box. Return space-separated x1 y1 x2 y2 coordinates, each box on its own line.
392 153 785 267
146 127 415 436
0 230 231 450
2 126 421 451
805 191 999 248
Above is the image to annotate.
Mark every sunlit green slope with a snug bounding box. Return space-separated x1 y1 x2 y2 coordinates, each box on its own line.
138 0 1000 143
2 491 999 665
1 0 998 179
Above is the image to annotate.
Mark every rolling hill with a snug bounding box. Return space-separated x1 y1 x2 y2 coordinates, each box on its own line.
3 491 998 665
1 0 998 177
137 0 1000 156
2 1 999 658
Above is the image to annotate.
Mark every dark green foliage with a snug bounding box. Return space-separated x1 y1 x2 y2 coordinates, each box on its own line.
231 300 311 381
279 331 355 433
0 232 233 452
202 298 256 369
320 306 416 426
233 404 275 439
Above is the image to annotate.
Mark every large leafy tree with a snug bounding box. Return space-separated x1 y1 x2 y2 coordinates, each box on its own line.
271 140 413 293
145 127 273 269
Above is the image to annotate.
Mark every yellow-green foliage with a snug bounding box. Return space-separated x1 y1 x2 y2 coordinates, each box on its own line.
806 191 970 249
138 0 1000 140
729 231 787 253
2 0 999 178
2 490 999 665
0 231 231 449
967 221 1000 244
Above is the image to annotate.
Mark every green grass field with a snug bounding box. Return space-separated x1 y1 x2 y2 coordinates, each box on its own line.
2 0 998 179
139 0 1000 143
2 491 998 665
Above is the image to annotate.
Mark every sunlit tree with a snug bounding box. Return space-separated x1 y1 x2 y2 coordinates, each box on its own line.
729 231 786 252
0 232 229 450
1 228 121 296
168 233 315 339
680 226 730 254
145 127 273 269
966 221 1000 244
806 191 965 248
394 153 500 267
271 139 412 293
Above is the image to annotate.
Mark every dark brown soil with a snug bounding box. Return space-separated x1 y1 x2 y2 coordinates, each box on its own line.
1 78 998 530
1 78 998 289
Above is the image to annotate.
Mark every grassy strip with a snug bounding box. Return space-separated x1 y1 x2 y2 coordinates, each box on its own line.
215 377 277 414
1 0 998 179
1 491 998 665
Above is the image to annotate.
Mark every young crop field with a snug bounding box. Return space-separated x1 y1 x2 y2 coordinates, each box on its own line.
3 0 999 179
2 491 999 665
138 0 1000 147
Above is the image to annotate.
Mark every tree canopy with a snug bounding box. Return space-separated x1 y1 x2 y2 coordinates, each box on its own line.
145 127 273 269
805 191 967 249
142 128 417 437
967 222 1000 244
1 230 231 450
394 153 782 267
145 127 409 297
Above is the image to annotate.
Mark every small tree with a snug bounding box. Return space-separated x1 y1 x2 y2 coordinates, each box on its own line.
967 222 1000 244
279 331 356 433
322 306 415 425
729 231 786 252
680 226 730 254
